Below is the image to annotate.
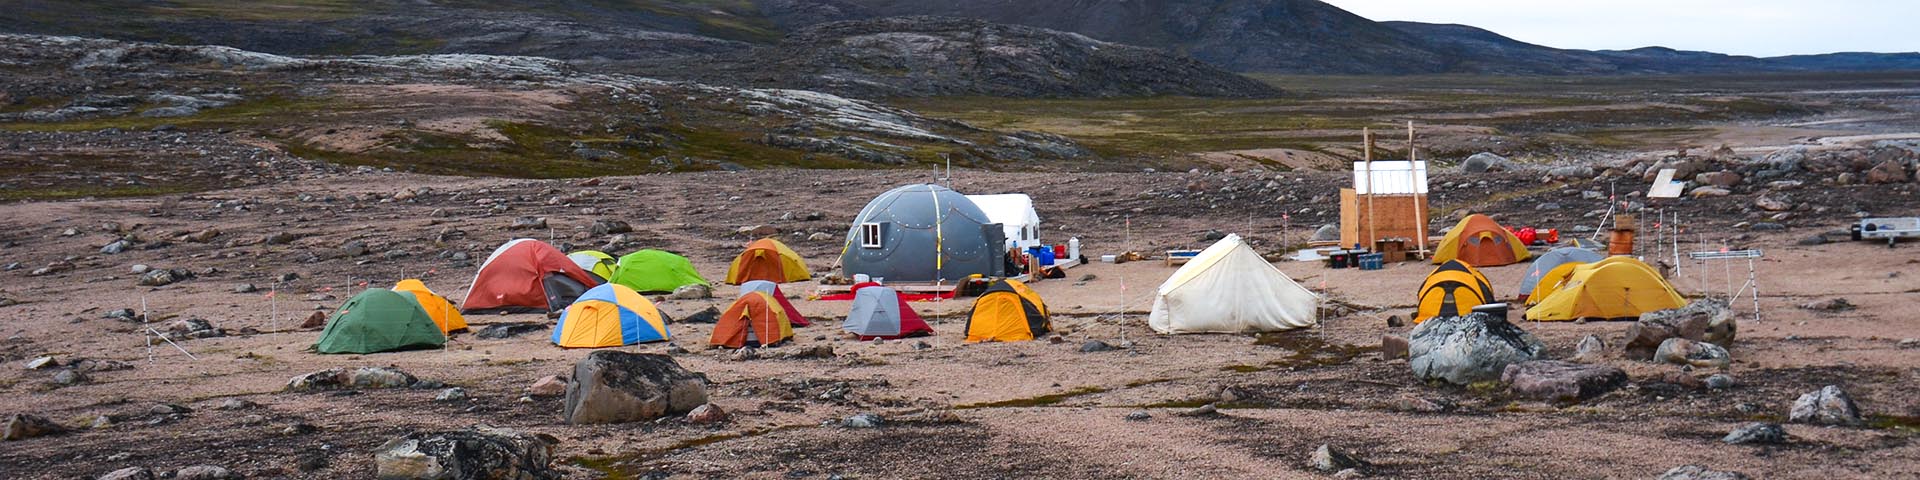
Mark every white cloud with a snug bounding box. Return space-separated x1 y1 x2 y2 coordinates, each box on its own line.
1320 0 1920 57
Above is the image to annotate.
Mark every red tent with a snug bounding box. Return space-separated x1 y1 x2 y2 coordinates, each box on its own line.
462 239 601 313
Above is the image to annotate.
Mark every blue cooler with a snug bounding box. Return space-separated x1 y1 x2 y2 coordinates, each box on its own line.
1027 246 1056 266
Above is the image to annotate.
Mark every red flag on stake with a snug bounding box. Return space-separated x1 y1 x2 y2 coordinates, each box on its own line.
263 290 275 299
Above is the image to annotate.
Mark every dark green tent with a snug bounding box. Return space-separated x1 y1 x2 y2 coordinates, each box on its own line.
315 289 447 354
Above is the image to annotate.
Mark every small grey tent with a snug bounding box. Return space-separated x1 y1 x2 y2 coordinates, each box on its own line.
840 184 1006 283
840 285 933 340
1516 246 1605 300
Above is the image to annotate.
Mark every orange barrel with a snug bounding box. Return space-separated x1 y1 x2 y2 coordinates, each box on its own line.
1608 229 1635 256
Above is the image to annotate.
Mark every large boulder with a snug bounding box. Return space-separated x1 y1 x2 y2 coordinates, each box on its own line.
286 367 419 391
374 426 559 480
1460 152 1512 173
1789 385 1863 426
1625 300 1735 360
1409 308 1545 385
1654 338 1731 368
562 351 708 425
1500 360 1627 402
1865 160 1910 184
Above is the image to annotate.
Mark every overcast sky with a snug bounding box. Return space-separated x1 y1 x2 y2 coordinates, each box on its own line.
1320 0 1918 57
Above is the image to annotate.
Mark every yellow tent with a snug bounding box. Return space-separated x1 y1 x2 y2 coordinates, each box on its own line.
1416 260 1494 323
1525 261 1587 306
1525 257 1685 321
726 238 811 285
392 279 467 333
965 279 1051 342
1432 214 1530 266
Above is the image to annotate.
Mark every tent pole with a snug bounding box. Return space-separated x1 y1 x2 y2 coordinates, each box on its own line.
1364 127 1375 251
1408 121 1428 257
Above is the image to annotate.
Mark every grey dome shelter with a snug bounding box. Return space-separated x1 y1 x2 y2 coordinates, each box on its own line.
840 184 1006 283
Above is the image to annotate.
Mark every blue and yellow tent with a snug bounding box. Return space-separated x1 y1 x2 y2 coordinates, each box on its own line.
552 283 671 348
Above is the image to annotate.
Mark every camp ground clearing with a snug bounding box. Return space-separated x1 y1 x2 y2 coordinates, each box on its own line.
1 162 1917 479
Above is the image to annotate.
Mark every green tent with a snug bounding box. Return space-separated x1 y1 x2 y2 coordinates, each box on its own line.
315 289 447 354
610 249 709 294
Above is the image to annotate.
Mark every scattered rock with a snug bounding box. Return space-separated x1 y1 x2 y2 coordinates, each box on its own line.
373 426 559 480
1705 374 1735 390
1655 338 1731 368
1796 235 1828 246
590 220 632 235
1547 165 1594 179
166 318 226 339
1460 152 1512 173
262 232 297 245
686 403 730 424
1123 410 1152 421
2 414 64 441
781 345 836 359
1689 186 1730 198
1694 171 1742 187
1753 195 1792 212
508 216 548 230
1572 334 1606 362
679 306 721 324
806 232 834 241
1379 334 1408 360
1079 340 1115 353
98 467 154 480
1626 300 1736 360
299 311 327 329
668 283 713 300
1722 422 1786 445
1798 298 1855 312
729 348 759 362
840 413 884 428
1501 360 1628 402
25 356 57 370
1657 465 1751 480
172 465 240 480
475 322 545 339
435 387 469 402
149 403 192 415
737 225 779 237
528 375 567 397
51 369 88 386
233 283 258 293
1865 160 1910 184
101 240 130 254
215 399 259 410
1409 309 1545 385
137 269 179 286
1789 385 1863 426
1310 444 1368 472
285 367 419 391
563 351 709 424
1176 404 1219 417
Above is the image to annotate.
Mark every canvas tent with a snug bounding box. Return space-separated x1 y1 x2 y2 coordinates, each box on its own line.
711 291 794 348
1525 257 1686 321
1432 214 1530 266
1416 260 1496 323
568 250 617 282
726 238 811 285
740 280 810 327
1149 234 1318 334
393 279 466 333
464 239 601 313
964 279 1050 343
315 289 447 354
552 283 671 348
610 249 708 294
841 184 1006 283
1516 247 1605 301
965 194 1042 250
840 284 934 340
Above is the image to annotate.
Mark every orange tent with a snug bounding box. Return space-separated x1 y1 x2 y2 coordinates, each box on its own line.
1432 214 1531 267
726 238 811 285
710 291 794 348
393 279 467 333
463 239 602 313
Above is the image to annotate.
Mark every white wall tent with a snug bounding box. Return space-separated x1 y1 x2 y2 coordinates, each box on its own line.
1148 234 1319 334
965 194 1041 249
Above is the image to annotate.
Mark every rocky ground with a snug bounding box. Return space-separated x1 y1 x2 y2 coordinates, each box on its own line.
0 153 1916 478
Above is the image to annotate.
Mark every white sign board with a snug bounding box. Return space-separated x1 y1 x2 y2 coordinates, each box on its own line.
1352 161 1428 194
1648 168 1684 198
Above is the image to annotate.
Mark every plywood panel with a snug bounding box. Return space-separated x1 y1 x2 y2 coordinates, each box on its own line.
1340 191 1429 249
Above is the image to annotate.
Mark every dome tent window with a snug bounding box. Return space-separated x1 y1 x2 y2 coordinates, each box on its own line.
860 223 885 249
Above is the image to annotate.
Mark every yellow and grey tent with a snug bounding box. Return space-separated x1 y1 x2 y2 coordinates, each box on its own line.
1416 260 1495 323
1525 256 1685 321
568 250 617 282
1525 261 1587 306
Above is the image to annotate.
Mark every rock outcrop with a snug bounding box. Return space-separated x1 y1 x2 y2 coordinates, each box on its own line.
563 351 708 424
373 426 560 480
1409 308 1545 385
